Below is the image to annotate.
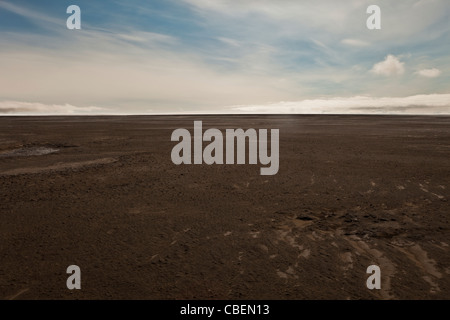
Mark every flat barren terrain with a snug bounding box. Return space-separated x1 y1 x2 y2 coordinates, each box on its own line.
0 115 449 299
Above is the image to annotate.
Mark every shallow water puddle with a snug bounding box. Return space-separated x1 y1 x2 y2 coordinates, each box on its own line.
0 147 59 158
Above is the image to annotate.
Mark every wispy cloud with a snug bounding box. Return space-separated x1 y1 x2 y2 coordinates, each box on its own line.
341 38 370 47
0 1 62 27
217 37 241 47
117 31 178 45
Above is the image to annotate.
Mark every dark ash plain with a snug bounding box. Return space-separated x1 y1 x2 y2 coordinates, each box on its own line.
0 115 449 299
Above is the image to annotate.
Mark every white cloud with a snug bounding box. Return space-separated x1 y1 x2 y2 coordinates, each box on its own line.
416 68 442 78
371 55 405 76
341 39 370 47
0 101 106 115
229 94 450 115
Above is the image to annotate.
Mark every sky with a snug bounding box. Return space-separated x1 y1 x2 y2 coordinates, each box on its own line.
0 0 449 115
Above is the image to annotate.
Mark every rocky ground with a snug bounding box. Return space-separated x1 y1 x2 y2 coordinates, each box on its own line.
0 115 449 299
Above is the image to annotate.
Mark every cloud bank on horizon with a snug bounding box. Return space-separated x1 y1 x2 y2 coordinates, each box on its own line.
0 0 449 115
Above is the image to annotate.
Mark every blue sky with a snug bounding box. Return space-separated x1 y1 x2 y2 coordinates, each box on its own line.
0 0 449 114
